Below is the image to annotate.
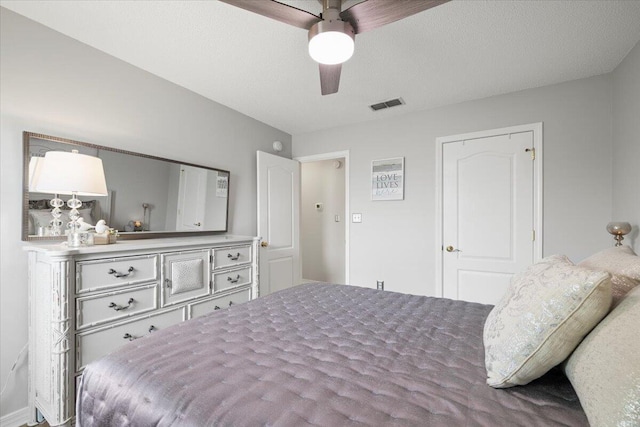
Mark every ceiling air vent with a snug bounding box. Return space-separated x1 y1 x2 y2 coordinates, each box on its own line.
370 98 405 111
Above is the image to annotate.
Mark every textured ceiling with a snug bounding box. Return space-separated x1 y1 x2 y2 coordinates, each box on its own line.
2 0 640 135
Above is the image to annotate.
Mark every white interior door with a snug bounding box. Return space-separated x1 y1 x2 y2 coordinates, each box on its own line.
176 165 207 231
441 129 538 304
257 151 300 296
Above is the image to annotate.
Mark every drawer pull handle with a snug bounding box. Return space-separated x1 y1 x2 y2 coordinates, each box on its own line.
108 298 135 311
227 253 241 261
227 274 240 284
123 325 155 341
165 278 172 288
229 301 233 307
108 266 135 278
214 305 221 310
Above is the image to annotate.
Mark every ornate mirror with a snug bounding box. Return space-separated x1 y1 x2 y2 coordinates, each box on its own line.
23 131 230 241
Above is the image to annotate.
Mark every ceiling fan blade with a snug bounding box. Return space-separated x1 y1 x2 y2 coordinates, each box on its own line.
341 0 450 34
219 0 321 30
319 64 342 95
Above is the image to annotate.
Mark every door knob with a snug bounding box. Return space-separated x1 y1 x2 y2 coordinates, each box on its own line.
261 241 269 248
446 245 461 253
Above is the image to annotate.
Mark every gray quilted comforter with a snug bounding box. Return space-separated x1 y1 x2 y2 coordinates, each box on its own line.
77 283 587 426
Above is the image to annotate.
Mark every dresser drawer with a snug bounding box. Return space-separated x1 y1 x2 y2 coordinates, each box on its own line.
76 284 158 329
76 307 185 370
188 288 251 319
213 245 252 270
212 266 252 293
161 250 211 307
76 255 158 293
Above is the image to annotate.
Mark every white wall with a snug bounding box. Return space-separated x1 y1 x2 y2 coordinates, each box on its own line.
612 41 640 252
0 8 291 420
301 159 346 283
293 75 616 295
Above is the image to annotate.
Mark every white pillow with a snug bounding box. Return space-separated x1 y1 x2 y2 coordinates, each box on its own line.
579 245 640 308
483 255 611 388
30 208 94 233
29 210 56 230
564 285 640 427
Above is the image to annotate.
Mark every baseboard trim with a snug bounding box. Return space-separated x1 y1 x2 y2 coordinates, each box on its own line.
0 406 29 427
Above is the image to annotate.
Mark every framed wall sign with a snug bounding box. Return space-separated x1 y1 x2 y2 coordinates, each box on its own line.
371 157 404 201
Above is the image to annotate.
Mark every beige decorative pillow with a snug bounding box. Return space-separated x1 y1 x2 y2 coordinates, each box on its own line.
579 245 640 308
564 286 640 427
483 255 612 388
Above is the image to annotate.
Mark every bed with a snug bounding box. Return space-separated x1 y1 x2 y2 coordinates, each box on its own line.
76 247 640 427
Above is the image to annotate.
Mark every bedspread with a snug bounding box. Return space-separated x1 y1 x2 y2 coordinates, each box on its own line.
77 283 587 426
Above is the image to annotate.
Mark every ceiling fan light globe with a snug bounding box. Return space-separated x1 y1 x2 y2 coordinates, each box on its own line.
308 20 355 65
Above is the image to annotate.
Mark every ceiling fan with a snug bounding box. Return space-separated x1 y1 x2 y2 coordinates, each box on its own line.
219 0 450 95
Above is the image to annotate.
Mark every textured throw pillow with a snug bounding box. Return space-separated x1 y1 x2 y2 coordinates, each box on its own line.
564 285 640 427
29 210 56 230
483 255 612 388
579 245 640 308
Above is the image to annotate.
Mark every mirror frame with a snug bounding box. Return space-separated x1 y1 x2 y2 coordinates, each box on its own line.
23 131 230 241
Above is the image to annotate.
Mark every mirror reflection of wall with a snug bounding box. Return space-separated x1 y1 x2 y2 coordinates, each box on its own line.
24 132 230 240
99 149 171 232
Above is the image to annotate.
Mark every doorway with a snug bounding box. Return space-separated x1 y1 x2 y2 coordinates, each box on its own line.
435 123 543 304
296 151 350 284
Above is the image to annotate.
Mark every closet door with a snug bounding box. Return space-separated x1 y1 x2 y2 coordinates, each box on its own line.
441 129 536 304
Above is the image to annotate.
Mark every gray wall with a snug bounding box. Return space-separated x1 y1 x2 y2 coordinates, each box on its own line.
293 75 617 296
0 8 291 419
612 41 640 251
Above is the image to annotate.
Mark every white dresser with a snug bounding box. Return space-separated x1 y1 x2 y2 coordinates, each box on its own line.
24 235 260 426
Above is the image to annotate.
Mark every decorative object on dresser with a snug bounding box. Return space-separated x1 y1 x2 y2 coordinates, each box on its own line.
606 221 632 246
30 149 108 247
25 235 260 426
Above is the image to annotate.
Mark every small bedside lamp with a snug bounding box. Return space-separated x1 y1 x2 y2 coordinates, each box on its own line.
32 150 108 246
606 222 632 247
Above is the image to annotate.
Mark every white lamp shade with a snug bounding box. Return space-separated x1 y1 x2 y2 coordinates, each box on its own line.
33 151 108 196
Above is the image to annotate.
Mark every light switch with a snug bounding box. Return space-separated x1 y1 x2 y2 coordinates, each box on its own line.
352 213 362 223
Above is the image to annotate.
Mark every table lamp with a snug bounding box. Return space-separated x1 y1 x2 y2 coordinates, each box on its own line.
32 150 108 246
